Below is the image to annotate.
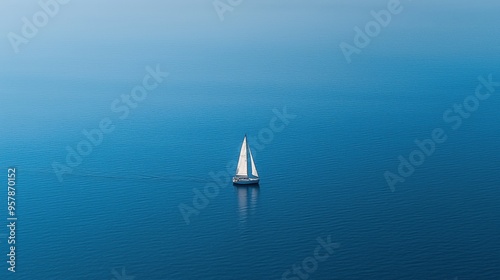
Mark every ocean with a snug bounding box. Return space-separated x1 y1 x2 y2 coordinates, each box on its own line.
1 0 499 279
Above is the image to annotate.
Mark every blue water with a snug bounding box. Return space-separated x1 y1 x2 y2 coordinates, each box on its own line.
1 1 500 279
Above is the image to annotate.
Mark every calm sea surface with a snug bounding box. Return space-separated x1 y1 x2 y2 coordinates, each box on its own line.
1 1 499 279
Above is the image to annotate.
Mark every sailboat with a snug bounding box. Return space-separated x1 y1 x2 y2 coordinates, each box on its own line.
233 134 260 185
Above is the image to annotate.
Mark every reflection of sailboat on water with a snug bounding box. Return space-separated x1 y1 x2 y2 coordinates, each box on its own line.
233 134 260 185
236 185 259 222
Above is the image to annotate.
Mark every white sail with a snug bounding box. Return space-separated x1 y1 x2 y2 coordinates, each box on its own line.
235 136 248 176
233 134 260 185
249 148 259 177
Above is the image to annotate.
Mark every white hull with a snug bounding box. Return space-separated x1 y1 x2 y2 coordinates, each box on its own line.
232 177 260 185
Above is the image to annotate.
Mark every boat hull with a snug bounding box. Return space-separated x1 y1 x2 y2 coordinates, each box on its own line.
232 177 260 185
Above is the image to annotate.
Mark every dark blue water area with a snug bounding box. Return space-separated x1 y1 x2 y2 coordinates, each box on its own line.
1 70 499 279
1 1 500 279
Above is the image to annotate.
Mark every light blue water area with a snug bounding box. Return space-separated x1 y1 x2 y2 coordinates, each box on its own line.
1 0 500 279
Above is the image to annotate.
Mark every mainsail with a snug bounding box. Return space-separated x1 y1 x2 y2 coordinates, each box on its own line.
235 136 248 177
